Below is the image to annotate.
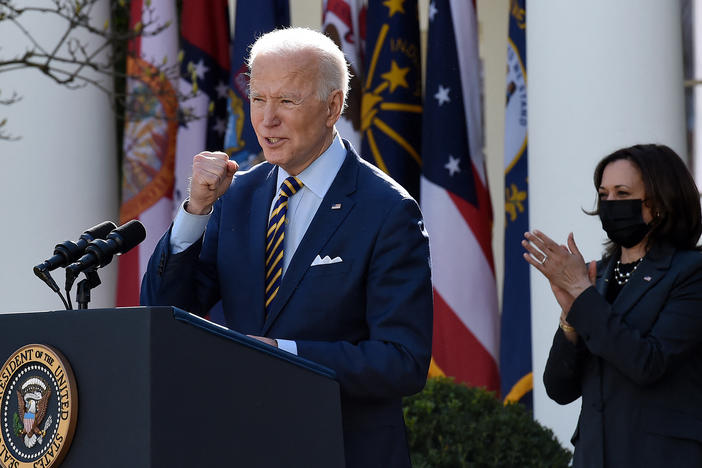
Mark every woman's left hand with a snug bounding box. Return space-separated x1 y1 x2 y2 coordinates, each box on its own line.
522 230 592 299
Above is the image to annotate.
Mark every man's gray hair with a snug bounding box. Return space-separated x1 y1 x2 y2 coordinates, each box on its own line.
247 27 350 109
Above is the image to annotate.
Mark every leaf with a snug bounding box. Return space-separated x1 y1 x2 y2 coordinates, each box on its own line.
13 413 22 436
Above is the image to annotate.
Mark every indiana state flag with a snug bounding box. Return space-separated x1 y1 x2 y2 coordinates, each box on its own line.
224 0 290 170
501 0 532 408
361 0 422 198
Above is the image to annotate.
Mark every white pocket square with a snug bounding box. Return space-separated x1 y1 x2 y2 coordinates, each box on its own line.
311 255 343 266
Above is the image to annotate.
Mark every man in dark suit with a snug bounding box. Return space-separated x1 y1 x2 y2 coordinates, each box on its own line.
140 27 433 467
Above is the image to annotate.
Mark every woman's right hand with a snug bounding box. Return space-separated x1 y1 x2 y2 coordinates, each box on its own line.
550 260 597 312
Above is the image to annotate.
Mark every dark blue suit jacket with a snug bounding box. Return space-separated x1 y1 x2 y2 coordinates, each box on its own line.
141 142 433 467
544 244 702 467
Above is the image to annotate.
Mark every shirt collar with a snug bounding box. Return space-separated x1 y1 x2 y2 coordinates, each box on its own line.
276 133 346 199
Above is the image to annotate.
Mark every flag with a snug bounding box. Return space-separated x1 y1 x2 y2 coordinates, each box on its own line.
174 0 231 210
322 0 367 150
172 0 231 325
501 0 531 406
420 0 500 392
117 0 180 306
223 0 290 170
361 0 422 198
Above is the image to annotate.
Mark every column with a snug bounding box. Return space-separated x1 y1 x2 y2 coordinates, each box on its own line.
0 4 118 311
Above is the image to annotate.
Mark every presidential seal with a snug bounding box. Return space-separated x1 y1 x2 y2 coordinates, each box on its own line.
0 345 77 468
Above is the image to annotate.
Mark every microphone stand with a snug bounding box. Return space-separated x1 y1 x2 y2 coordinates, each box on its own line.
76 270 101 309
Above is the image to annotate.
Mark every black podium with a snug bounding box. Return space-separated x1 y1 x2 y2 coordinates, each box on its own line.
0 307 345 467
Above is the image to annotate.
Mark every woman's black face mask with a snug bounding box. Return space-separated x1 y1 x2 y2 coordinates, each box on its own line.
598 199 651 248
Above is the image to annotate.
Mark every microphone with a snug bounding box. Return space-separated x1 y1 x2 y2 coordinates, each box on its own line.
65 220 146 290
33 221 116 292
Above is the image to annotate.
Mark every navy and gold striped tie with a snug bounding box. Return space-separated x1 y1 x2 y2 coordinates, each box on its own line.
265 176 303 314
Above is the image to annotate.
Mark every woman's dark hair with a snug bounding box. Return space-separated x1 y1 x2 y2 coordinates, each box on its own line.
591 144 702 255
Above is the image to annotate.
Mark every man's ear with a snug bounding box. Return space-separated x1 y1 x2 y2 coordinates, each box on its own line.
326 89 344 128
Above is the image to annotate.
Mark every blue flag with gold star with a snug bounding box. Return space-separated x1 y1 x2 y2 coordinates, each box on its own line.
501 0 532 408
361 0 422 198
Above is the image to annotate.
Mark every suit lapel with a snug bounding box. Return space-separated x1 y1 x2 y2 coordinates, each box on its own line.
613 244 674 317
248 165 278 326
595 256 615 296
262 151 359 334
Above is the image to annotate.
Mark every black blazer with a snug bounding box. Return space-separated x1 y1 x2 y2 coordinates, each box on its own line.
544 244 702 467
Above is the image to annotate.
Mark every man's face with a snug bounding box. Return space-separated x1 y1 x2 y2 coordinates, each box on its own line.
249 50 339 175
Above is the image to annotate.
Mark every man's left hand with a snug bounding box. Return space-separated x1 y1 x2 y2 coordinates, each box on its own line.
248 335 278 347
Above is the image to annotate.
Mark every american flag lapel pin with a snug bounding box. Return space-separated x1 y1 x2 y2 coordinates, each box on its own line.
643 276 652 282
331 203 342 210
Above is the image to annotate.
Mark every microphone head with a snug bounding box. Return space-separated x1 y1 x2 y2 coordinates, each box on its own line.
84 221 117 240
109 220 147 254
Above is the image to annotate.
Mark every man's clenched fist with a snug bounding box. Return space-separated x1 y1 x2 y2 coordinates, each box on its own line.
186 151 239 215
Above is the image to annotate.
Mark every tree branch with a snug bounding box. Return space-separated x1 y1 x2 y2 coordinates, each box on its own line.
0 0 185 141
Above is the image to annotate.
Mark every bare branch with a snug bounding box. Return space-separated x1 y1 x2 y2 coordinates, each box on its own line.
0 0 200 140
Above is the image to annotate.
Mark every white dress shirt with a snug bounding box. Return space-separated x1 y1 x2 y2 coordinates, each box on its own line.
169 134 347 354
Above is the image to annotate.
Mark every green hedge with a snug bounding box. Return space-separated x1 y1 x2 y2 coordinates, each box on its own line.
403 377 572 467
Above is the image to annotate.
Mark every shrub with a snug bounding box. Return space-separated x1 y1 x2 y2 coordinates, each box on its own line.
403 377 572 467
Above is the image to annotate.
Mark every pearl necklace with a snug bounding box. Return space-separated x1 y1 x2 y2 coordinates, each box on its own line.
613 258 643 285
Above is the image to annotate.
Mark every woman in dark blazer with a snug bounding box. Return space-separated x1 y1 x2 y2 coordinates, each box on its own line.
523 144 702 467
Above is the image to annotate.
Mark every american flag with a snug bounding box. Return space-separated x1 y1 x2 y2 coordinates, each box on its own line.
420 0 500 391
